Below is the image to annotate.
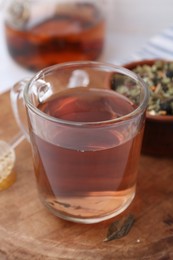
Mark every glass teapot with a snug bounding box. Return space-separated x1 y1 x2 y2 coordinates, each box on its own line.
2 0 106 71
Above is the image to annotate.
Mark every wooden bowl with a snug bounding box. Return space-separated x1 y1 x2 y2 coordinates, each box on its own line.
123 59 173 156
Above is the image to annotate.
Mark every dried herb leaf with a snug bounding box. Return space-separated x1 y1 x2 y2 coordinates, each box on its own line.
104 214 135 242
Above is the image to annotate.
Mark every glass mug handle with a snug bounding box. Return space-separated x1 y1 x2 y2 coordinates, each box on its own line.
10 78 30 141
10 70 90 141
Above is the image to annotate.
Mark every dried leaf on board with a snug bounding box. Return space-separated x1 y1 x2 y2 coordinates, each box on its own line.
104 214 135 242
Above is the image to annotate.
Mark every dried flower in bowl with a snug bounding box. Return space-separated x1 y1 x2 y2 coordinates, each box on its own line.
132 60 173 116
111 60 173 116
110 59 173 156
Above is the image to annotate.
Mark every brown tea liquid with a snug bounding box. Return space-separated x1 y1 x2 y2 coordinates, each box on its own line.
5 3 105 71
31 87 143 222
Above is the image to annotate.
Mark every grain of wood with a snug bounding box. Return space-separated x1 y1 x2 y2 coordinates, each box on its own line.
0 92 173 259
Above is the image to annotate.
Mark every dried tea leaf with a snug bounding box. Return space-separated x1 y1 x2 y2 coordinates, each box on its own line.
104 214 135 242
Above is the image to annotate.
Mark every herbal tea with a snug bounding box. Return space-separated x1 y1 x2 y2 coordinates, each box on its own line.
5 3 105 71
30 87 143 220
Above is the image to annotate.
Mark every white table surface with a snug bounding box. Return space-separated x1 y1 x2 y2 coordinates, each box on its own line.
1 0 173 94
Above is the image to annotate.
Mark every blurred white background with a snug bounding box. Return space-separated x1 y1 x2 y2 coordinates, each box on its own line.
1 0 173 93
104 0 173 62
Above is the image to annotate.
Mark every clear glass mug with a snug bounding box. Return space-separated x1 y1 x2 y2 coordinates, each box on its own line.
11 61 149 224
3 0 106 71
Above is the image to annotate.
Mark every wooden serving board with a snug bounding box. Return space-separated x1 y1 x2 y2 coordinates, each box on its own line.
0 91 173 260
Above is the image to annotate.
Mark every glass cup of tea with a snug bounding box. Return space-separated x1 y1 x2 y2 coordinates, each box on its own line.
11 61 149 224
3 0 105 71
